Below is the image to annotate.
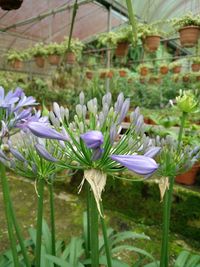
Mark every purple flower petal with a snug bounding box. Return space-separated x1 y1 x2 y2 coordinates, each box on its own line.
81 130 104 149
110 154 158 176
27 122 68 141
92 148 104 161
35 143 58 162
144 147 161 158
9 148 25 162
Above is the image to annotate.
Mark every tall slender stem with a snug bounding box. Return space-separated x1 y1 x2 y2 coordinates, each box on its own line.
100 203 112 267
85 183 91 259
35 178 45 267
0 163 20 267
90 192 99 267
177 112 187 151
10 200 31 267
160 176 174 267
49 182 56 260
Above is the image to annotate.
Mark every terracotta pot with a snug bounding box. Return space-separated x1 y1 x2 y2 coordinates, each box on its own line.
10 59 23 69
66 51 76 64
0 0 23 10
119 70 127 77
35 56 45 68
149 77 161 84
196 75 200 82
172 66 181 74
115 41 129 57
191 63 200 72
48 55 60 65
175 163 200 185
179 26 200 48
128 78 133 83
143 35 161 52
140 67 148 76
100 72 106 79
86 71 93 80
182 75 190 83
160 66 169 75
106 71 114 78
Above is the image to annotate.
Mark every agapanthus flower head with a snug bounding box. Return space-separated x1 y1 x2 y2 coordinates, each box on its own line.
176 90 199 114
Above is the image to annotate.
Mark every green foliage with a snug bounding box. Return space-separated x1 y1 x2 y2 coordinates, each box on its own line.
172 12 200 29
6 50 30 62
174 250 200 267
137 23 163 39
29 42 47 57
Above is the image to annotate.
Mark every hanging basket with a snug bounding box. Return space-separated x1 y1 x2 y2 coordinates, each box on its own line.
86 71 93 80
66 51 76 64
115 41 129 57
119 70 127 77
35 56 45 68
182 75 190 83
139 67 149 76
143 35 161 52
0 0 23 10
172 66 181 74
191 63 200 72
179 26 200 48
48 55 60 66
160 66 169 75
10 59 23 70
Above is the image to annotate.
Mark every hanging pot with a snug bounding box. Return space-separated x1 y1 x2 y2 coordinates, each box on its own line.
139 67 149 76
0 0 23 10
119 70 127 77
175 163 200 185
48 55 60 66
172 66 181 74
10 59 23 70
182 75 190 83
143 35 161 52
66 51 76 64
191 63 200 72
86 71 93 80
115 41 129 57
160 66 169 75
35 56 45 68
179 26 200 48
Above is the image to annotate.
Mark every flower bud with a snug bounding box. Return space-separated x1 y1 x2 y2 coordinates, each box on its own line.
79 91 85 105
176 91 199 113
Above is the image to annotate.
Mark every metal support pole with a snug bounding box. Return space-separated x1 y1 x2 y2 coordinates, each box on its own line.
106 6 112 93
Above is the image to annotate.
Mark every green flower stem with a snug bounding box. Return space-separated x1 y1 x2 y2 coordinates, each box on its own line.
9 200 31 267
100 203 112 267
35 178 45 267
160 176 174 267
0 163 20 267
177 112 187 151
90 192 99 267
85 183 91 259
49 182 56 260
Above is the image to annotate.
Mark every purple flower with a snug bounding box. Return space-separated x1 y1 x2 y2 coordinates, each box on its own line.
110 154 158 176
35 143 58 162
13 93 36 111
81 130 104 149
26 122 68 141
0 86 19 108
92 148 104 161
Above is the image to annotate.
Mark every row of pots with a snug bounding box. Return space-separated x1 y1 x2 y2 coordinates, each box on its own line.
10 51 76 70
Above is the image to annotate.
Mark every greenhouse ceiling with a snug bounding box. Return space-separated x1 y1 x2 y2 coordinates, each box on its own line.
0 0 199 52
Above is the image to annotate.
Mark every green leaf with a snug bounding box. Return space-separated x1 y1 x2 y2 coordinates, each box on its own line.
45 254 71 267
174 251 190 267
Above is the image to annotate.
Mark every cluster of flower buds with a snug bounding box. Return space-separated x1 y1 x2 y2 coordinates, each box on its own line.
175 90 199 114
155 135 200 176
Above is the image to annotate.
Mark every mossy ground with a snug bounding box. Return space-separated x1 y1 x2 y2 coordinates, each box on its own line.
0 173 200 266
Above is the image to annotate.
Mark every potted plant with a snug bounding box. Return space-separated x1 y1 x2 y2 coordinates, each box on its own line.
169 61 182 73
46 42 64 66
30 43 47 68
182 73 191 83
148 74 161 84
6 50 28 69
172 13 200 47
0 0 23 10
85 69 94 80
191 56 200 72
138 23 162 52
118 68 129 77
99 69 114 79
137 63 153 76
159 62 169 75
64 37 84 64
